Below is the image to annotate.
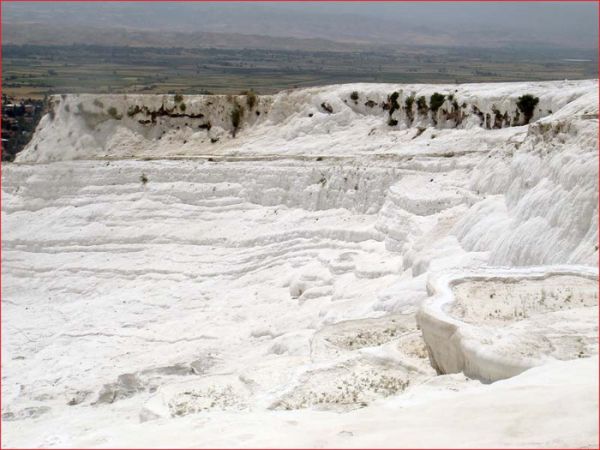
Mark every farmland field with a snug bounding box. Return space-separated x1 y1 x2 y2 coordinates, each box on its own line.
3 44 597 98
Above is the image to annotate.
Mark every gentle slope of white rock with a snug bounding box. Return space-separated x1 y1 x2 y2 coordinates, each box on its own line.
3 80 598 447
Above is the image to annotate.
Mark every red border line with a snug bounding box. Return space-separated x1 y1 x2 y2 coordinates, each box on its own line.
1 0 599 2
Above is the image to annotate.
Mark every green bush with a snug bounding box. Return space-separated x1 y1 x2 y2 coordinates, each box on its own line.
107 106 122 120
389 91 400 115
416 96 428 114
516 94 539 123
404 95 416 123
429 93 445 113
179 102 186 112
244 90 257 109
127 105 141 117
231 102 244 136
174 94 184 103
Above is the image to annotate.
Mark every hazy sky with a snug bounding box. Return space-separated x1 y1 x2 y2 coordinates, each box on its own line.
3 2 598 49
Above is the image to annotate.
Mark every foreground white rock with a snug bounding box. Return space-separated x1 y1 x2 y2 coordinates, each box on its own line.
2 80 598 447
418 266 599 382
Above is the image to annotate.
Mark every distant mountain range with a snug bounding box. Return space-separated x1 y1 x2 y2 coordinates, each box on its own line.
2 23 377 52
3 2 597 51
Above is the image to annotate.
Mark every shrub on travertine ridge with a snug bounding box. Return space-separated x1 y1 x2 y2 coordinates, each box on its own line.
242 90 257 109
429 93 445 113
230 102 244 137
517 94 540 124
107 107 122 120
416 96 428 115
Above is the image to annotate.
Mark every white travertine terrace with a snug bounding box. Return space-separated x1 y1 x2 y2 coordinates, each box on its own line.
3 80 598 447
418 266 598 383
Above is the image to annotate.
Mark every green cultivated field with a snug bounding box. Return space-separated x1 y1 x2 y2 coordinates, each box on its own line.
2 44 597 98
